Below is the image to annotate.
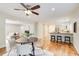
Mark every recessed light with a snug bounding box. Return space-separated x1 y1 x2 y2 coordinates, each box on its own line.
52 8 55 11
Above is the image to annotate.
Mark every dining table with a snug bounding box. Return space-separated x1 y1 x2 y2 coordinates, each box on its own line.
16 37 38 56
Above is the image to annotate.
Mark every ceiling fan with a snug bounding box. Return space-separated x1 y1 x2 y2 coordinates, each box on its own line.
14 3 40 16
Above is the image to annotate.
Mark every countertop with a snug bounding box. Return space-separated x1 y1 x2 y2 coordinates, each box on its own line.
50 32 73 35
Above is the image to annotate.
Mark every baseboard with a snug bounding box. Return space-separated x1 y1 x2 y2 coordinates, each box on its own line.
0 47 6 48
72 43 79 55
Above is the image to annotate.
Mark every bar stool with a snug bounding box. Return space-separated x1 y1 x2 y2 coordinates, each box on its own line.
64 36 71 44
57 36 62 43
50 35 55 42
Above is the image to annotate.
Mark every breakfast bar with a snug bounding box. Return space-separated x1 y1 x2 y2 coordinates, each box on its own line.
50 33 73 44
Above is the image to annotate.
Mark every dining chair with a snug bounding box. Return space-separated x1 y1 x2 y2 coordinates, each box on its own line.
6 37 16 56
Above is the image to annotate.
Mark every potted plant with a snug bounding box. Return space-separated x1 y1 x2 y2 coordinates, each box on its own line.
24 30 33 37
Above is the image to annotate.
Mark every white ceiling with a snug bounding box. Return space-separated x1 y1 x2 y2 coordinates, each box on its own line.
0 3 79 23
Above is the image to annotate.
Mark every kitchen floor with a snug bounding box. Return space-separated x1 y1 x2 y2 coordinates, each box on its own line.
39 38 79 56
0 38 79 56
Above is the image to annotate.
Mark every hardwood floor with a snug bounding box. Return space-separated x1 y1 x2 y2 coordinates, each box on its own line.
0 38 78 56
38 38 79 56
0 47 6 56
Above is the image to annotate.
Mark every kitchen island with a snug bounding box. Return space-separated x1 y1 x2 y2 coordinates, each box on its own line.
50 32 73 43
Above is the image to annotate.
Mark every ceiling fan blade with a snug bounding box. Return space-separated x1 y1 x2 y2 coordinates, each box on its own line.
31 11 39 15
14 8 25 11
20 3 27 10
31 5 40 10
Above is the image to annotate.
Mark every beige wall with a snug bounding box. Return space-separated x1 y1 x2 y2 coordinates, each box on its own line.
0 16 5 48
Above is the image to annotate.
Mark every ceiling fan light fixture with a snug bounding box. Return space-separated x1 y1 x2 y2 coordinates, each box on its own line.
24 10 32 15
15 3 40 16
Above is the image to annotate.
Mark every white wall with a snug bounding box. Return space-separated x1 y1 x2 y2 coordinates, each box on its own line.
6 18 38 35
70 11 79 54
20 23 37 36
20 24 31 33
6 23 21 36
73 18 79 54
33 22 38 36
0 16 5 48
37 23 44 39
37 23 56 39
37 23 50 39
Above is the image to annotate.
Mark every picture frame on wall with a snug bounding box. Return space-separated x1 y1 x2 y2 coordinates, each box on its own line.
73 22 77 33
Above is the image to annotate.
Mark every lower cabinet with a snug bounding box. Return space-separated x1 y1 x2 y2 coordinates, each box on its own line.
50 33 73 44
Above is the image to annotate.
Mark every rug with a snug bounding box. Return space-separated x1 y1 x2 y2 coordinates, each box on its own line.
3 44 54 56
